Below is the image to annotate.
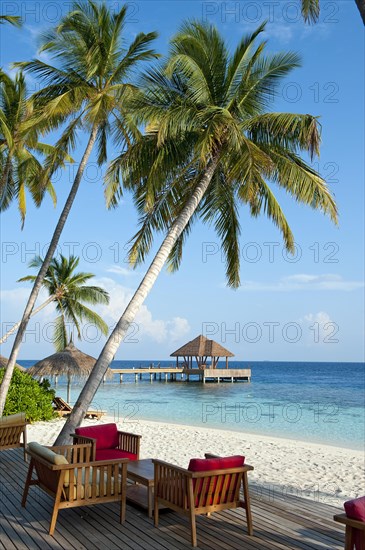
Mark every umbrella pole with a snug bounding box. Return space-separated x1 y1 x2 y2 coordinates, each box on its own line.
67 378 71 404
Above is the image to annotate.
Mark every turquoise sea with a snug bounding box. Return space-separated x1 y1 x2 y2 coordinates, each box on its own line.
19 360 365 451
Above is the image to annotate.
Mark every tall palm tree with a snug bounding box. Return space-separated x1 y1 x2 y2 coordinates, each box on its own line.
0 0 158 415
301 0 365 25
55 21 338 443
0 15 22 27
1 255 110 350
0 71 62 226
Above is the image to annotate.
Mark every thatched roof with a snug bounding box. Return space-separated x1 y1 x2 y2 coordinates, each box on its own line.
0 355 26 372
28 341 112 380
171 335 234 357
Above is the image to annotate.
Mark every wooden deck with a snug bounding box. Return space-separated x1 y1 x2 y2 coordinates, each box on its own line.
0 449 345 549
108 367 251 383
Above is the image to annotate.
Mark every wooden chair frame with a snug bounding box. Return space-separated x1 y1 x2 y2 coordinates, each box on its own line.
0 419 28 461
334 513 365 550
72 428 141 461
153 455 254 547
22 443 128 535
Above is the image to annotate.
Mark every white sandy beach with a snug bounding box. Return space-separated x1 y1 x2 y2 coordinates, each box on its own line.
28 416 364 508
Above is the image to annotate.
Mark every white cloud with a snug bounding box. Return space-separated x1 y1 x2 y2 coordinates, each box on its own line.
264 23 294 44
239 274 364 292
92 278 190 344
106 266 137 277
1 278 191 349
166 317 190 343
299 311 339 346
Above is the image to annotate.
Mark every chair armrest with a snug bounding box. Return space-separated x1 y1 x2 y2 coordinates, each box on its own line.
71 434 97 461
334 513 365 530
117 430 141 458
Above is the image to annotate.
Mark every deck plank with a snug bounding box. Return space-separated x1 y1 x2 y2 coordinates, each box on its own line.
0 449 345 550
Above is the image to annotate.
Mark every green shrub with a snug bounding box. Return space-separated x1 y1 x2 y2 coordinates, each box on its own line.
0 367 56 421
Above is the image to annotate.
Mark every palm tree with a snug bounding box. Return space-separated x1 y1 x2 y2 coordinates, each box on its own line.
0 15 22 27
301 0 365 25
55 20 338 443
0 71 62 226
1 255 110 350
0 0 158 415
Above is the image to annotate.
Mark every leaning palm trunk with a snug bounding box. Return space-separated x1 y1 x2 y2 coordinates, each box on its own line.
54 155 219 444
355 0 365 24
0 125 99 415
0 294 56 344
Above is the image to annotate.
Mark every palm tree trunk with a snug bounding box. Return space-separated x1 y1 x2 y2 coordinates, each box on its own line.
54 155 220 445
0 125 99 415
355 0 365 24
0 294 56 344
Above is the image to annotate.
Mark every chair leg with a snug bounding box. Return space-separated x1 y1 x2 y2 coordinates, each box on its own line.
23 427 27 462
345 525 354 550
242 472 253 536
21 461 34 507
154 494 159 527
120 494 126 524
189 509 197 548
49 503 59 536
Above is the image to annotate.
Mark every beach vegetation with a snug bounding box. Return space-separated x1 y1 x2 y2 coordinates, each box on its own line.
0 367 55 421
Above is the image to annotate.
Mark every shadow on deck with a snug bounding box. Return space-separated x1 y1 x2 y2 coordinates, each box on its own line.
0 449 345 549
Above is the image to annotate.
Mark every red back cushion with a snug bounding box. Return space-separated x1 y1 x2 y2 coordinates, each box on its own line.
188 456 245 507
75 423 119 450
344 496 365 522
188 455 245 472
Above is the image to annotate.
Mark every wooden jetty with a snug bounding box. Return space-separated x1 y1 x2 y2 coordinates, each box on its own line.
0 448 346 550
109 366 251 384
108 334 251 384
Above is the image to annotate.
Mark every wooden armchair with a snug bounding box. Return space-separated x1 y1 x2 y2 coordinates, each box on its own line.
153 454 254 547
334 494 365 550
0 412 28 461
72 423 141 462
22 442 128 535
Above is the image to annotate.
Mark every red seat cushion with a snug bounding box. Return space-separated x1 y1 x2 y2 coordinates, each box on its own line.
344 496 365 522
188 455 245 472
95 449 138 461
75 423 119 450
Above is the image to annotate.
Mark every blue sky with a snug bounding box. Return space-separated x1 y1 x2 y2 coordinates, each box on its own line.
0 1 364 362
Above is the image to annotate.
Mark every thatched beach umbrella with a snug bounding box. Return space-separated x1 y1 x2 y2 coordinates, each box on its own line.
28 341 112 402
0 355 26 372
171 334 234 369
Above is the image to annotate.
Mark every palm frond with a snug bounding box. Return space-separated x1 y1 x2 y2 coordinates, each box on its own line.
301 0 320 23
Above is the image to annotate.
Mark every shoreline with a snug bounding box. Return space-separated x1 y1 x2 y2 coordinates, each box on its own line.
130 414 365 452
27 415 364 508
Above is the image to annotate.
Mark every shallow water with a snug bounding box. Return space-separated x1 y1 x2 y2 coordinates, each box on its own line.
19 360 365 450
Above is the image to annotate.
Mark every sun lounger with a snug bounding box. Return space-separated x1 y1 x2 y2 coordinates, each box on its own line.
53 397 106 420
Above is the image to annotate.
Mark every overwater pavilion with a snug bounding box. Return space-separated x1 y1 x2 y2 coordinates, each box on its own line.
171 334 234 369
